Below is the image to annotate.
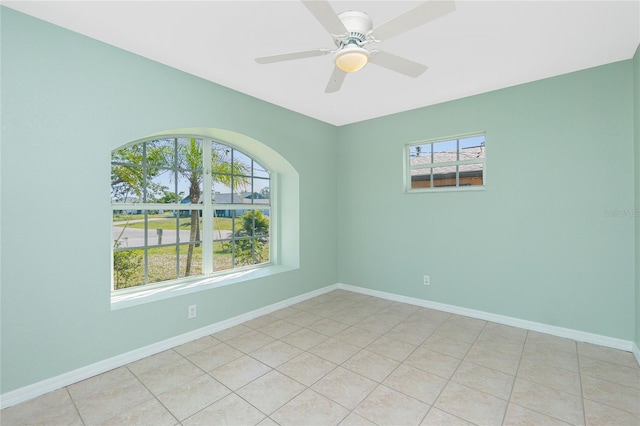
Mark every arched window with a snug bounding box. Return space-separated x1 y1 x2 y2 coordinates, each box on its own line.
111 136 271 291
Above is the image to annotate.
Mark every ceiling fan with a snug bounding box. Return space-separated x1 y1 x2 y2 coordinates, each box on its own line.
255 0 456 93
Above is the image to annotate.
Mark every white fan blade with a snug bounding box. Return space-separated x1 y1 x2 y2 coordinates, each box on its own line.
256 49 331 64
301 0 348 37
371 0 456 41
369 50 428 78
325 67 347 93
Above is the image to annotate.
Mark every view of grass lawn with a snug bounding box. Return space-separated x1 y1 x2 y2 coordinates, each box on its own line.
113 213 234 231
114 245 204 289
113 241 270 289
113 214 140 222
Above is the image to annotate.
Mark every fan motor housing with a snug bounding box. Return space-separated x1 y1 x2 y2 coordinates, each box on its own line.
337 10 372 44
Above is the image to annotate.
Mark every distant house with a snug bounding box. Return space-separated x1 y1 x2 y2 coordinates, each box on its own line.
177 192 269 218
213 192 270 218
410 145 484 188
111 195 143 215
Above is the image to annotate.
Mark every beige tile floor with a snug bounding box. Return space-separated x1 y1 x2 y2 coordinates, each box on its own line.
3 290 640 425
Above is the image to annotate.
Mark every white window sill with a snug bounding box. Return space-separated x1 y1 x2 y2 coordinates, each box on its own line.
111 265 295 310
405 186 486 194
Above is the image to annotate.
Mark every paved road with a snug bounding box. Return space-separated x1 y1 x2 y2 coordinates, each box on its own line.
113 226 232 248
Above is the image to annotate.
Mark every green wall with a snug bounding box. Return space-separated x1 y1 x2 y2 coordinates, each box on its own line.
0 8 338 393
1 6 638 396
338 60 636 341
634 45 640 350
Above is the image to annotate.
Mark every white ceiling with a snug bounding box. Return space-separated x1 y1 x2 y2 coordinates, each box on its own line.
3 1 639 126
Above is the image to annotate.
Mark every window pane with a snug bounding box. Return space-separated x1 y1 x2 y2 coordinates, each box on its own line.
252 178 270 202
213 191 248 204
112 143 144 166
432 139 458 163
212 208 234 271
148 246 178 283
146 138 176 168
143 139 178 203
212 180 232 197
176 173 203 204
211 143 233 196
258 237 270 264
253 161 269 178
409 143 432 165
432 166 458 187
234 238 256 267
111 169 143 203
212 142 232 169
112 210 204 249
113 248 144 290
211 215 231 241
146 168 178 203
177 243 203 278
147 214 203 246
232 149 253 177
176 138 203 173
111 160 143 203
459 163 484 186
237 210 269 238
175 213 203 245
410 168 432 189
459 135 485 161
232 237 270 267
212 209 233 229
231 176 250 195
113 211 145 249
213 241 233 271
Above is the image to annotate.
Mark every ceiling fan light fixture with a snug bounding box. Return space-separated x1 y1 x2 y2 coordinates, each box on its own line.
335 45 370 73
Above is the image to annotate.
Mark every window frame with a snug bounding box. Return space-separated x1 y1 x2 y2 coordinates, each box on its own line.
110 134 274 296
404 132 486 193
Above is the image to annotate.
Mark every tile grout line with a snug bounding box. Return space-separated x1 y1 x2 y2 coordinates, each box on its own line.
8 290 638 425
126 353 189 425
217 300 375 424
303 296 430 424
575 339 588 426
443 317 492 424
404 309 458 425
63 386 87 426
499 328 527 425
309 298 399 423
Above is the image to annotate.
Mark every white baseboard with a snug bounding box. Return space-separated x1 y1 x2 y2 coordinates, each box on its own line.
335 283 636 353
0 284 340 410
2 282 637 410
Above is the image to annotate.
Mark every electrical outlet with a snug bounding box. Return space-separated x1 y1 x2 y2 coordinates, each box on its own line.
188 305 197 319
423 275 430 286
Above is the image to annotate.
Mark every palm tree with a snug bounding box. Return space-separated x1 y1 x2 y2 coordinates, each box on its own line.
111 138 249 281
177 139 248 276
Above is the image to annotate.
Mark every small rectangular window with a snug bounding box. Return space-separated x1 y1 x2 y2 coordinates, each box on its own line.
406 133 485 192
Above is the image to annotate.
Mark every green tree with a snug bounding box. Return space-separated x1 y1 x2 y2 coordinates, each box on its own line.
238 210 269 238
177 140 249 276
156 189 184 204
113 242 142 289
111 142 173 284
179 139 203 276
259 187 270 200
111 138 250 282
111 142 171 202
234 210 269 265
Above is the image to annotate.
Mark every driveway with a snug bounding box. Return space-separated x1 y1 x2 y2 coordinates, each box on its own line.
113 226 233 247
